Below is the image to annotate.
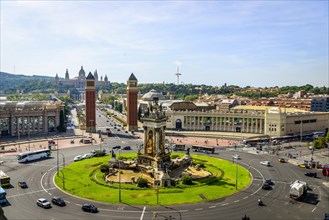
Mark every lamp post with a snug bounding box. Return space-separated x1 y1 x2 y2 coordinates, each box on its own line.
56 139 60 176
28 123 31 151
117 149 122 203
234 157 238 190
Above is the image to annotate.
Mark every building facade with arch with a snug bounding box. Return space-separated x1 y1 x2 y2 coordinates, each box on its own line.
0 101 64 137
165 104 329 137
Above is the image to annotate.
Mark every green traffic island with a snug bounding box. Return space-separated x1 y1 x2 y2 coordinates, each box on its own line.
54 153 251 205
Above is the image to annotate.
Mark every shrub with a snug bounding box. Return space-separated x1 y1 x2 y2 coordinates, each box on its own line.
137 177 148 188
100 164 109 174
171 155 180 159
181 175 193 185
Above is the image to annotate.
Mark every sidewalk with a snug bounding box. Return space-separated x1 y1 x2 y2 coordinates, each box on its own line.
0 128 101 156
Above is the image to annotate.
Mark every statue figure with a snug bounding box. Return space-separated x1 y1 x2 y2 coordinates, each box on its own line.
111 150 116 158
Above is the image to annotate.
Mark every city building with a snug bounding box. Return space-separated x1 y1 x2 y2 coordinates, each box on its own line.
0 101 64 137
54 66 110 100
311 96 329 112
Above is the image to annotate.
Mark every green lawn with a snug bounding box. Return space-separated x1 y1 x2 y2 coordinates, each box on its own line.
55 153 251 205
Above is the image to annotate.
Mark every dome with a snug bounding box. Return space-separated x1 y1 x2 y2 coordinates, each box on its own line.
141 89 165 101
79 66 86 78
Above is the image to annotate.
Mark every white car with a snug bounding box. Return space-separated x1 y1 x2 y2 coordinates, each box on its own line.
232 155 241 160
260 161 271 166
82 153 93 159
74 155 83 161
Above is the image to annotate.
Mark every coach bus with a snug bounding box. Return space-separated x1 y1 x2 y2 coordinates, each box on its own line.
191 145 215 154
0 186 7 204
0 171 10 187
17 149 51 163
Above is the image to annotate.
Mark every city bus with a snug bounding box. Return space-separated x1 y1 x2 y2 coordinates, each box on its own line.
173 144 186 151
191 145 215 154
17 149 51 163
0 171 10 187
0 186 7 204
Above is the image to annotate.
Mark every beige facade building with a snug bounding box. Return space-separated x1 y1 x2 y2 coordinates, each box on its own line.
0 101 64 137
165 105 328 137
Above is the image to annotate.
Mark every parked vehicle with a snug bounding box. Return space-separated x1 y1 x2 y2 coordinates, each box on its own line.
74 155 83 161
51 196 66 206
82 204 98 213
112 146 121 150
18 181 28 188
289 180 308 200
304 171 317 178
122 146 131 150
37 198 52 209
260 161 270 166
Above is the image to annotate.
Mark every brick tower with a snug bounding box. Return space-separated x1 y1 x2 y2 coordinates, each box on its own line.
126 73 138 131
85 72 96 133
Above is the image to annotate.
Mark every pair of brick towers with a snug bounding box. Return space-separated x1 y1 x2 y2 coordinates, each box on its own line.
85 73 138 133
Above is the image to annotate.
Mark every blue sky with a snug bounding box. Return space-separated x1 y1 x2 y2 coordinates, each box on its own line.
0 1 328 87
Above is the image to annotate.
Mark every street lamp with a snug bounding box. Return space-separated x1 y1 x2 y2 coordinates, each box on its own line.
117 149 122 203
234 157 238 190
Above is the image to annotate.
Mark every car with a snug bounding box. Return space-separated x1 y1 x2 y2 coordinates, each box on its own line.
278 158 286 163
112 146 121 149
18 181 28 188
262 182 271 190
51 196 66 206
232 155 241 160
264 179 274 185
125 130 128 133
117 129 120 131
122 146 131 150
82 153 93 159
82 204 98 213
260 161 270 166
37 198 52 209
305 171 317 178
74 155 83 161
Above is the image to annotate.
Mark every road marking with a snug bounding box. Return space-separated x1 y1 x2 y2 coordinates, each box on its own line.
195 208 203 211
7 187 57 198
221 203 229 206
312 207 316 212
265 191 271 196
209 206 216 209
243 196 248 199
140 206 146 220
233 200 240 203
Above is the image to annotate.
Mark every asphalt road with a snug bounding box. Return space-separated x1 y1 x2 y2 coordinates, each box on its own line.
1 112 328 220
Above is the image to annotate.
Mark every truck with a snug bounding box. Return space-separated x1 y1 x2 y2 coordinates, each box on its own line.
289 180 308 200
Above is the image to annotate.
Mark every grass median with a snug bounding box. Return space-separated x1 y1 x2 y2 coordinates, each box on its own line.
54 153 251 205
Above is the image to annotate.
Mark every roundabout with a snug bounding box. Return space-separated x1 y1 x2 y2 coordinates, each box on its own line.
54 153 251 205
2 142 328 220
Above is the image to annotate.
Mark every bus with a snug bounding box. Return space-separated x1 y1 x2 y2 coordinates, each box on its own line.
0 186 7 204
17 149 51 163
0 171 10 187
323 164 329 176
173 144 186 151
191 145 215 154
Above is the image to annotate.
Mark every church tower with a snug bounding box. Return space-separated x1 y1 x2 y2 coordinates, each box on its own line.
85 72 96 133
65 68 70 80
94 69 98 81
126 73 138 131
